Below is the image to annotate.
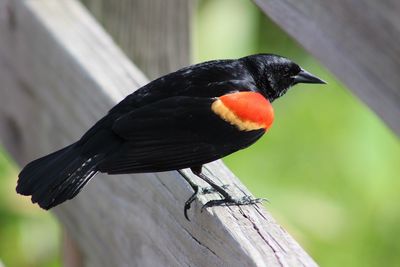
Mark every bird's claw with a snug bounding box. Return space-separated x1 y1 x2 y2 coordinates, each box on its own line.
201 195 266 212
184 185 199 221
201 184 229 194
184 184 230 220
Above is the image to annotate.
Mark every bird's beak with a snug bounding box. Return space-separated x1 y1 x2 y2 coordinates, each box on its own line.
293 69 326 84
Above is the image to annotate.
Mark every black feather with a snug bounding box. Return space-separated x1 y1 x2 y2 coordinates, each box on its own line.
98 96 264 174
17 144 104 209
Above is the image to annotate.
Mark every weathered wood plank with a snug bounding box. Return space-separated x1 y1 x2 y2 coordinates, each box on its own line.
80 0 193 80
253 0 400 136
0 0 317 266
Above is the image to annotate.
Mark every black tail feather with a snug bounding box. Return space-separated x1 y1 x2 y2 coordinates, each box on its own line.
17 144 103 209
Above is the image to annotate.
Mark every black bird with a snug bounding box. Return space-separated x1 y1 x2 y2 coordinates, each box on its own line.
16 54 325 219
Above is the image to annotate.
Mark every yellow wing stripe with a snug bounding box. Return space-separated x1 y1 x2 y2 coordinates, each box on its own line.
211 99 266 131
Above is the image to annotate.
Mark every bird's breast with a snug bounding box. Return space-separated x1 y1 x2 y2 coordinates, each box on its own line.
211 91 274 131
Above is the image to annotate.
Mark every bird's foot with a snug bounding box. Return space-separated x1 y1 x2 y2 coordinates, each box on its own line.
184 185 198 221
184 184 230 220
201 195 266 212
182 166 263 221
201 184 229 194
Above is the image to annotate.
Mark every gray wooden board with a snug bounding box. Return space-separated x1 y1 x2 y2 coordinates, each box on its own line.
0 0 317 266
254 0 400 136
80 0 193 80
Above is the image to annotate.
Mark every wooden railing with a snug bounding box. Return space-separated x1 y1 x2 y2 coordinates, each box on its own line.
0 0 318 266
254 0 400 136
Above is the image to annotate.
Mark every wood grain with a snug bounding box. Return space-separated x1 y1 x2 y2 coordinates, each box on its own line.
80 0 193 79
254 0 400 136
0 0 317 266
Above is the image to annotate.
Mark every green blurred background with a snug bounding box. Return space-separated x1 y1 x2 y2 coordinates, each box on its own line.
1 0 399 266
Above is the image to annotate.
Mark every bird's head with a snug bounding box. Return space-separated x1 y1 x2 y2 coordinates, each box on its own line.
242 54 326 102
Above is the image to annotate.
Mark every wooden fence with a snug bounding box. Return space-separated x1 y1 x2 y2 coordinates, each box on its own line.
0 0 318 266
255 0 400 136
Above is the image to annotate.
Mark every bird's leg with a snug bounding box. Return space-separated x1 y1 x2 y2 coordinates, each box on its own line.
178 169 199 221
191 166 234 201
191 166 265 212
178 169 229 194
178 169 199 193
179 168 229 220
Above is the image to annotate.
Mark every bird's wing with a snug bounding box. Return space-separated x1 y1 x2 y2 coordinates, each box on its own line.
97 95 265 174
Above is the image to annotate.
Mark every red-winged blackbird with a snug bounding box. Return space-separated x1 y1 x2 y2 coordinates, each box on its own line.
17 54 325 219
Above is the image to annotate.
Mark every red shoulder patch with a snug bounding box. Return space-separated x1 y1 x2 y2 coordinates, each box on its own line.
212 91 274 131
